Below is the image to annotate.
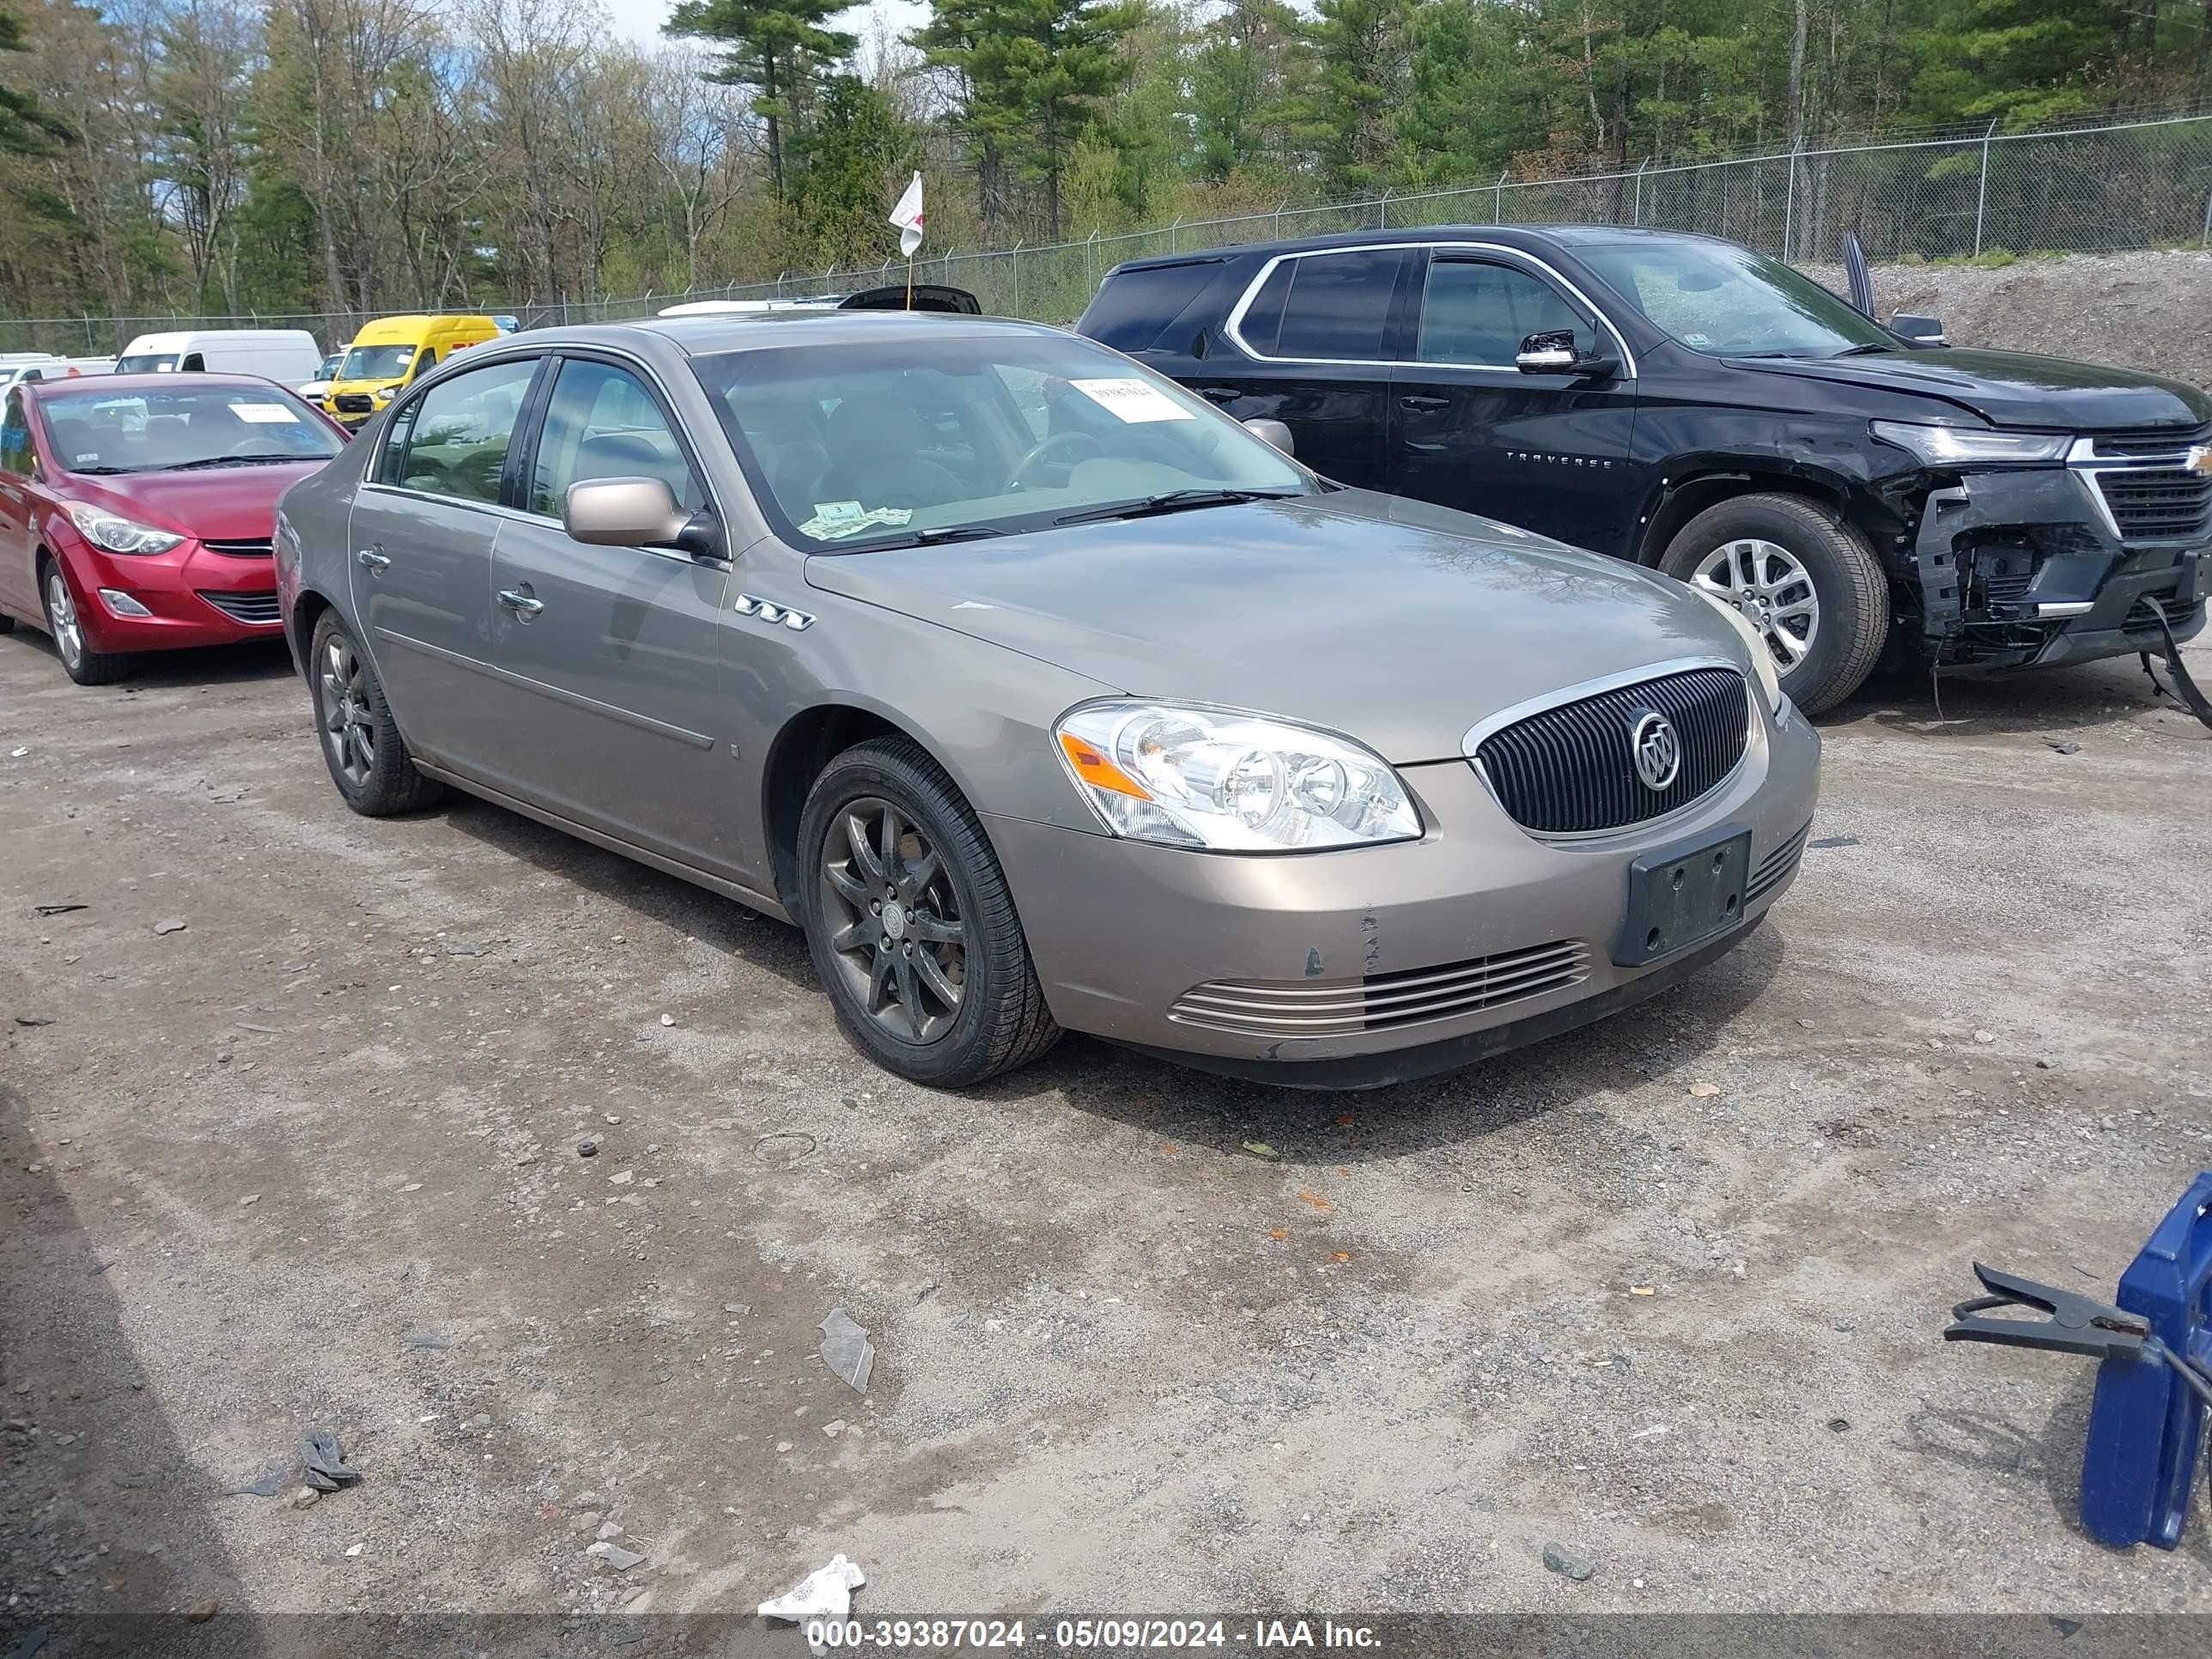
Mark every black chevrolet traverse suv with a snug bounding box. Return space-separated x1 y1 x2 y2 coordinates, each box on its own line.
1077 226 2209 714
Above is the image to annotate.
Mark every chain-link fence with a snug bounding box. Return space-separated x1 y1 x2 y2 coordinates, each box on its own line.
7 109 2211 355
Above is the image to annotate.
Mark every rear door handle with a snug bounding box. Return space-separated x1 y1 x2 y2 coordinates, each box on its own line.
497 589 544 617
356 548 390 570
1397 395 1450 411
1194 386 1243 404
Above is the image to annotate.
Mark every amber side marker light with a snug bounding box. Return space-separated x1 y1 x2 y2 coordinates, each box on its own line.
1058 732 1152 799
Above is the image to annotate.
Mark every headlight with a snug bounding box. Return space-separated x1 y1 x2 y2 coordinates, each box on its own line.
1688 586 1786 715
1869 421 2069 465
1054 701 1422 852
64 503 183 556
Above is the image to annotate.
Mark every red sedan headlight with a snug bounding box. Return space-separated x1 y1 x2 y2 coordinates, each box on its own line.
63 502 185 556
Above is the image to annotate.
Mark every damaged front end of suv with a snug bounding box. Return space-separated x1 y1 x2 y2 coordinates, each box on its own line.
1867 418 2209 678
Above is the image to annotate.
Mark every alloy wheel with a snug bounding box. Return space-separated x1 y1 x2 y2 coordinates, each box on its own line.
817 796 967 1045
46 569 82 672
1690 537 1820 672
320 632 376 789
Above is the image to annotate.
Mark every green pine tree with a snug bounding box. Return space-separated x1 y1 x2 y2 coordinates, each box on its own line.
667 0 857 202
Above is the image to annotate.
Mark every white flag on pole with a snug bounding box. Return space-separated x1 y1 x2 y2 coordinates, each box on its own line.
889 171 925 258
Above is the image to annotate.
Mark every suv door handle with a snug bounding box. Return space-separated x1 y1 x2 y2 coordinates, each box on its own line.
1194 386 1243 404
1397 395 1451 411
497 588 543 617
356 548 390 570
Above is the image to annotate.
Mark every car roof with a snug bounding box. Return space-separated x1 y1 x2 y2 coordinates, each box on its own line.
27 371 298 401
1103 222 1735 272
349 314 497 343
514 311 1066 357
122 329 318 348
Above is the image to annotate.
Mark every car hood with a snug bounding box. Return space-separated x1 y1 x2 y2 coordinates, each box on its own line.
1727 348 2212 432
58 460 332 541
804 489 1747 764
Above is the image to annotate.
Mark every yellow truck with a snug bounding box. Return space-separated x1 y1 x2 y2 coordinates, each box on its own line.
324 313 502 429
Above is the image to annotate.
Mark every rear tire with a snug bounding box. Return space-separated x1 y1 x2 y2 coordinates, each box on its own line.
1659 493 1888 716
308 611 443 816
796 736 1060 1087
41 560 132 685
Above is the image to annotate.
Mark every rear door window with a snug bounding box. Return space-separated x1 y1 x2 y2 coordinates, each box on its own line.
386 356 539 503
1245 249 1407 362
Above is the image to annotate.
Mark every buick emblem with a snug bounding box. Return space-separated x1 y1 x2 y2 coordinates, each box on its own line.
2187 445 2212 480
1630 711 1681 792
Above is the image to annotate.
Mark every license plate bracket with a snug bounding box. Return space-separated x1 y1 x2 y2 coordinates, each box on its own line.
1613 823 1753 968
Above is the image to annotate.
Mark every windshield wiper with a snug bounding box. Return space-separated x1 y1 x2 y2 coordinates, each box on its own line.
1053 487 1300 527
1832 342 1899 357
157 453 318 471
66 464 142 475
854 525 1007 551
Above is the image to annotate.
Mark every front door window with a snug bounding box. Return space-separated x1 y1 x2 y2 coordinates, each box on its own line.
1417 259 1591 367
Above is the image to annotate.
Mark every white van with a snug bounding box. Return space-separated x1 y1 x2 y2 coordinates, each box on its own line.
114 329 323 384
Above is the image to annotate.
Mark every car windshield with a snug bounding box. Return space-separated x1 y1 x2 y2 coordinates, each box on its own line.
340 343 416 380
692 332 1312 550
1578 240 1894 358
40 385 341 473
114 353 179 374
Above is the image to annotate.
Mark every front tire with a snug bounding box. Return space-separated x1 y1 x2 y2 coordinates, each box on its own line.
308 611 442 816
42 561 131 685
796 737 1060 1087
1659 493 1888 716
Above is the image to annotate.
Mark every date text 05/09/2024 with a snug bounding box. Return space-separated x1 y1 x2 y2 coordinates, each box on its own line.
805 1620 1383 1650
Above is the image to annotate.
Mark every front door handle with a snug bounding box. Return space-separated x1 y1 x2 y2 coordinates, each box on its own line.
497 588 544 617
1397 395 1451 411
356 548 390 570
1194 386 1243 404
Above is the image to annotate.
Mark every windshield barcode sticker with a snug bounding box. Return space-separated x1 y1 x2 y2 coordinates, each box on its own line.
1068 377 1195 423
231 403 300 423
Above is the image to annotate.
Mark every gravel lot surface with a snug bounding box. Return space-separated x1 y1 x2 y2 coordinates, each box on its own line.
2 629 2209 1641
1805 249 2212 387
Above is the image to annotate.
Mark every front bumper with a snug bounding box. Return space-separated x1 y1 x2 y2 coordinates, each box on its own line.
986 699 1820 1086
1912 463 2208 671
63 537 283 655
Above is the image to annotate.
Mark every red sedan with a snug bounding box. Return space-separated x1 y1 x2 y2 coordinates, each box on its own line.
0 373 346 684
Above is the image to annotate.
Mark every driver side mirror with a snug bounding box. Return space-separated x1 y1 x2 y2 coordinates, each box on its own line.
1243 417 1295 458
1516 330 1620 380
1890 313 1947 346
563 476 720 559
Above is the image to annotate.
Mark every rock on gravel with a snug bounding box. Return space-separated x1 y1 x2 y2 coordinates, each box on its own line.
1542 1541 1597 1582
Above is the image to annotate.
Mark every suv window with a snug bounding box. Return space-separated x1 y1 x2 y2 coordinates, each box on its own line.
1080 259 1227 352
0 392 33 476
1239 248 1406 362
386 356 538 503
1418 258 1589 366
528 359 702 518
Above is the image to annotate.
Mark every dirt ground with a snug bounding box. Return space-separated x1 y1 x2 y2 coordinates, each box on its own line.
1803 249 2212 391
2 623 2209 1646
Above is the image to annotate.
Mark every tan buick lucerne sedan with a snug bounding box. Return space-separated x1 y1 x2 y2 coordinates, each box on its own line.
274 313 1820 1087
